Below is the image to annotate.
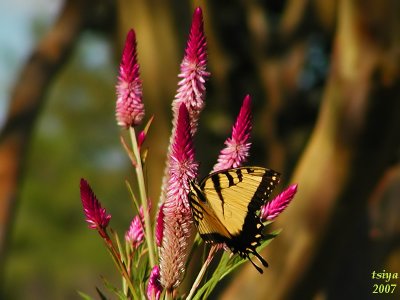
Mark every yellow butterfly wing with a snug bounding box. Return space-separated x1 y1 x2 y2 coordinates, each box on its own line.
200 167 280 235
188 166 280 273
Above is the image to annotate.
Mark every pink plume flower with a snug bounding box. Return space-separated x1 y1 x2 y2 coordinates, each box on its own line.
147 265 162 300
80 179 111 230
172 7 209 134
125 208 145 249
213 94 252 172
159 104 198 290
160 7 208 201
261 184 298 221
116 29 145 128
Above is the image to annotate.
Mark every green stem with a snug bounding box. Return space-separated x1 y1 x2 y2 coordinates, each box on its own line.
186 245 219 300
130 127 156 268
100 229 138 299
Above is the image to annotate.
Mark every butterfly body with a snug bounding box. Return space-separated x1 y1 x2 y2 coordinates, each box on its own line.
188 167 280 273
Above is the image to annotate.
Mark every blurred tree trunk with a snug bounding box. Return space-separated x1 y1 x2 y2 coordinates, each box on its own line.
220 0 400 299
0 0 114 274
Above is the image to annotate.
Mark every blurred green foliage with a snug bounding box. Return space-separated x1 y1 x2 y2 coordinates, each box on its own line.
4 32 137 299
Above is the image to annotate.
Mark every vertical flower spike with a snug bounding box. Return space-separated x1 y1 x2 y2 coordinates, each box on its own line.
213 94 252 172
147 266 162 300
80 179 111 230
159 104 198 291
260 184 298 221
160 7 208 203
116 29 145 128
125 208 145 249
172 7 209 134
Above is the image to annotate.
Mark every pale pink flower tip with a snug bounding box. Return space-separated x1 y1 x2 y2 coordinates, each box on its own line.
213 94 252 172
125 208 144 249
173 7 209 132
116 29 145 128
147 266 162 300
80 178 111 229
261 184 298 221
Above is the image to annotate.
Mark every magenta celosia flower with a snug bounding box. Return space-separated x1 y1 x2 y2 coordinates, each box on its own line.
80 178 111 230
159 7 208 203
125 208 145 249
159 104 198 290
172 7 209 134
213 94 252 172
155 203 164 247
147 265 162 300
260 184 298 221
116 29 145 128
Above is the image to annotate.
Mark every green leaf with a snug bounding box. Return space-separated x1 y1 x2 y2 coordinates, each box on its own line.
95 287 109 300
100 276 128 300
142 115 154 137
120 135 137 167
112 228 126 265
125 180 141 213
77 291 95 300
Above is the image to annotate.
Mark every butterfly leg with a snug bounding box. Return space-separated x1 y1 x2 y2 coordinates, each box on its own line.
246 249 269 273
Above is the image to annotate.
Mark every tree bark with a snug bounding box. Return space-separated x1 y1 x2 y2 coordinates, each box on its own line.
0 0 113 272
220 0 400 299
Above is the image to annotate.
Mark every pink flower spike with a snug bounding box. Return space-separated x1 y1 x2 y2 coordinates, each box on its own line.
261 184 298 221
116 29 145 128
155 203 165 248
147 266 162 300
160 7 208 203
173 7 209 134
160 104 198 290
213 94 252 172
125 208 145 249
80 179 111 230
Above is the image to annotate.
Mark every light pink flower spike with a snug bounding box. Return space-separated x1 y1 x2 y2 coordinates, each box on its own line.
160 7 208 201
147 266 162 300
173 7 209 134
116 29 145 128
125 208 145 249
261 184 298 221
159 104 198 290
213 94 252 172
80 179 111 230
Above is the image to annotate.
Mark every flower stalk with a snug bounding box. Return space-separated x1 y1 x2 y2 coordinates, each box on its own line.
186 245 219 300
129 127 156 267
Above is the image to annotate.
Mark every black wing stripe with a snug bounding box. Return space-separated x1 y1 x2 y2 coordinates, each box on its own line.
211 173 225 214
236 168 243 183
248 170 280 213
225 171 235 187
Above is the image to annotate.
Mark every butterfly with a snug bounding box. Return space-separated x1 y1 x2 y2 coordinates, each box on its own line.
188 166 280 273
